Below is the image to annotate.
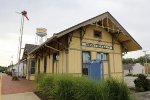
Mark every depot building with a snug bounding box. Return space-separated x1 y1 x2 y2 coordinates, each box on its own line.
25 12 142 80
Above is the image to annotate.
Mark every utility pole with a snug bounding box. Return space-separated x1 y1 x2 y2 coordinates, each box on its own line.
143 51 148 75
17 10 29 77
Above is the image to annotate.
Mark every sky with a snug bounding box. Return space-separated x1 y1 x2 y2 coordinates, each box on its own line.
0 0 150 66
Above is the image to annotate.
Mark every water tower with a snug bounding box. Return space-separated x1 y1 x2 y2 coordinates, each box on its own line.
36 28 47 45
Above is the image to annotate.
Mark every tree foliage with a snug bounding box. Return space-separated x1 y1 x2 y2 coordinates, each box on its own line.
123 56 150 65
0 66 6 72
122 58 135 64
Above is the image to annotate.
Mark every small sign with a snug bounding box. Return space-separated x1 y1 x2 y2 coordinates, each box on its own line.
81 42 113 50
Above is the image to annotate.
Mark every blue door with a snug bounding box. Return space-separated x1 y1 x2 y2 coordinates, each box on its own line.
88 53 104 80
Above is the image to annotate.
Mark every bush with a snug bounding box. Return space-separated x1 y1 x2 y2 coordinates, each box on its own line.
54 75 76 100
104 78 131 100
36 74 55 99
126 73 133 76
36 74 133 100
134 74 150 92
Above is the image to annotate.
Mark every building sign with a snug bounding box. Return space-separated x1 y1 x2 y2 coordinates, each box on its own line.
81 42 113 50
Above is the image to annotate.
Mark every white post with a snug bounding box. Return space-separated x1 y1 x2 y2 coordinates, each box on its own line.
143 51 148 75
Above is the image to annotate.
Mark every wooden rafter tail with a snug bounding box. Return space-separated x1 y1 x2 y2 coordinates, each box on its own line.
106 16 109 32
45 44 61 52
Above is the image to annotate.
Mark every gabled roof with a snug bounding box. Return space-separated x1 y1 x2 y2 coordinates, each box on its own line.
30 12 142 54
24 44 38 53
22 44 38 59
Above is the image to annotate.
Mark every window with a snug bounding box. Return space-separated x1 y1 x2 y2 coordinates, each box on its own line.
31 59 36 74
53 52 59 61
44 56 47 73
94 30 102 38
97 53 108 61
38 59 40 74
82 51 91 75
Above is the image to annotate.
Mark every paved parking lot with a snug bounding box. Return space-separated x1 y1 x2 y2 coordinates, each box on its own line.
124 76 137 87
124 76 150 100
135 91 150 100
124 76 150 88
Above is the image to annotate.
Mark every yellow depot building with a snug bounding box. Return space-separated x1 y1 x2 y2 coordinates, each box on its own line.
24 12 142 80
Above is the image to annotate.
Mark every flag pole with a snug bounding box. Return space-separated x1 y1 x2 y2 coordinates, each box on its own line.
17 14 24 77
17 10 28 77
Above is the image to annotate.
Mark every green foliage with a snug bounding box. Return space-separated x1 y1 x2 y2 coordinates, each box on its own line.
134 74 150 92
126 74 139 77
54 75 76 100
123 56 150 65
36 74 133 100
122 58 135 64
126 73 133 76
104 78 131 100
0 66 6 72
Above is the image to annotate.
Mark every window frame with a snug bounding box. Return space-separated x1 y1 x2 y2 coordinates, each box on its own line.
38 59 40 74
30 59 36 74
93 30 102 38
96 52 109 61
82 51 91 75
53 52 59 61
44 56 47 73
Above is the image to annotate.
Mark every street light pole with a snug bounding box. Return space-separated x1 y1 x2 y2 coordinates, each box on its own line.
143 51 148 75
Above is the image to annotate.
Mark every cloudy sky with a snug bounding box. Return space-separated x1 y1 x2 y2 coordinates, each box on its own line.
0 0 149 66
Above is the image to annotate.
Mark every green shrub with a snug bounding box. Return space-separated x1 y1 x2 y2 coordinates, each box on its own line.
36 74 55 99
54 75 76 100
134 74 150 92
132 74 138 77
36 74 133 100
126 73 133 76
104 78 131 100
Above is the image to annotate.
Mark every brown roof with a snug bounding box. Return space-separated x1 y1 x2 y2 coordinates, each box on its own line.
29 12 142 54
22 44 38 59
24 44 38 53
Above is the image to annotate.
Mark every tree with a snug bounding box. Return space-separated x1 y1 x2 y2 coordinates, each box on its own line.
0 66 6 72
123 56 150 65
135 56 150 65
122 58 135 64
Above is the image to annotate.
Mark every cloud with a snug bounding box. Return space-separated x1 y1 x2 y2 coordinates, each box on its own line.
0 0 150 66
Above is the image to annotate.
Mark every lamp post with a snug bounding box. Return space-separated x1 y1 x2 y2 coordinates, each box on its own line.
143 51 148 75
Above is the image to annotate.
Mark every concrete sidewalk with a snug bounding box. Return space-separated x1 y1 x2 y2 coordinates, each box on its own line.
2 92 40 100
135 91 150 100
